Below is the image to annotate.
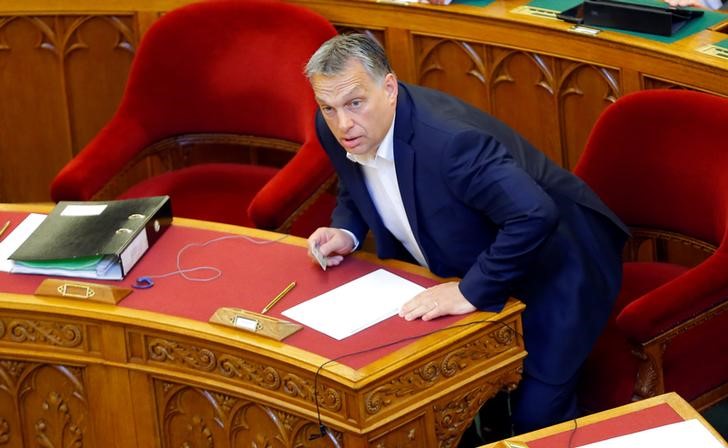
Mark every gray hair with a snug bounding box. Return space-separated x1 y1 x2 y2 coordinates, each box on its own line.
305 34 393 83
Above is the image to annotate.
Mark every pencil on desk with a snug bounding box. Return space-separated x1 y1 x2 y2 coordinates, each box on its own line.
261 281 296 314
0 220 10 239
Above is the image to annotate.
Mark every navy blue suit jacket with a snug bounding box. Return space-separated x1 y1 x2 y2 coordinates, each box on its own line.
315 82 629 384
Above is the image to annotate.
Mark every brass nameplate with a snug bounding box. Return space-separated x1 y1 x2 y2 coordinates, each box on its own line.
511 5 559 20
697 44 728 61
34 279 132 304
209 307 303 341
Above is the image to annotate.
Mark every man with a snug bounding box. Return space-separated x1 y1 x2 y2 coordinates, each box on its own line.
305 34 629 433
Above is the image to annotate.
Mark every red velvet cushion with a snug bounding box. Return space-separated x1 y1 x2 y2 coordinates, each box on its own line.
575 90 728 246
50 0 338 235
617 262 690 313
580 262 687 412
575 91 728 412
287 191 337 238
581 261 728 412
119 164 277 227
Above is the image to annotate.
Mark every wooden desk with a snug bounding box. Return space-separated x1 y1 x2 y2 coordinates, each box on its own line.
1 0 727 202
482 392 727 447
0 204 525 448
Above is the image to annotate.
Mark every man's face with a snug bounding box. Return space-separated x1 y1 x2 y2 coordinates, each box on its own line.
311 60 398 160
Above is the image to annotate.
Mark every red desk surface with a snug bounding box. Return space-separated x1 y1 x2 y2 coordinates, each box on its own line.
0 212 469 369
528 403 684 448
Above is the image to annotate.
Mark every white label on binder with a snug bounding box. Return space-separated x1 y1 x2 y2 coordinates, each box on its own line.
61 204 108 216
120 229 149 275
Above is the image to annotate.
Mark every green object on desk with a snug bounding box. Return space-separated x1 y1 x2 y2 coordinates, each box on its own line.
453 0 495 6
716 38 728 49
529 0 728 43
17 255 104 270
529 0 581 10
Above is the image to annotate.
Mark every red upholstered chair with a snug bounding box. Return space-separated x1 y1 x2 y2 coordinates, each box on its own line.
50 0 337 237
575 89 728 414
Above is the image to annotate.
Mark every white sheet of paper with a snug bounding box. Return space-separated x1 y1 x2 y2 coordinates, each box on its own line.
282 268 425 340
0 213 46 272
577 419 724 448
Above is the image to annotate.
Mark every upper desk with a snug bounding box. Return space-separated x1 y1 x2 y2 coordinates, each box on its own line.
1 0 727 203
0 204 525 448
483 392 727 447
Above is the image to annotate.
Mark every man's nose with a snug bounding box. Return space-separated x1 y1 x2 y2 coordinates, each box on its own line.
336 110 353 132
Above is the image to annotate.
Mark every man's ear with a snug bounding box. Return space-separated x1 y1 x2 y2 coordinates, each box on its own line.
384 73 398 104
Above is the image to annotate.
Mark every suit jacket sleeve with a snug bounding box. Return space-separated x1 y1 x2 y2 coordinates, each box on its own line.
443 130 560 309
331 178 370 244
314 114 370 243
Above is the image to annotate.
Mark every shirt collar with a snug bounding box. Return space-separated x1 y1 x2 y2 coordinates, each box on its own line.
346 114 396 166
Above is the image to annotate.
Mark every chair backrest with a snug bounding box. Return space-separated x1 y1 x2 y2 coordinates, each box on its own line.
574 90 728 249
117 0 335 144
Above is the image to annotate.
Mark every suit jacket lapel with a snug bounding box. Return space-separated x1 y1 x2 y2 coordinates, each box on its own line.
393 85 423 255
339 157 386 232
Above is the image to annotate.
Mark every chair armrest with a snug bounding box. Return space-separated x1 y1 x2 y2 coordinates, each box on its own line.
616 252 728 342
247 138 335 230
50 116 150 201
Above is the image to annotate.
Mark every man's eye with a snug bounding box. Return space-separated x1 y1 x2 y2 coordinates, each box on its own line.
321 106 333 114
350 100 362 108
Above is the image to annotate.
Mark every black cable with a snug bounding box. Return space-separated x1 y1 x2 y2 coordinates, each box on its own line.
567 416 579 448
308 316 525 440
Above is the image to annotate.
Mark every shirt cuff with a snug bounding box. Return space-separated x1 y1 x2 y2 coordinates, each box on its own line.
338 228 359 252
701 0 721 8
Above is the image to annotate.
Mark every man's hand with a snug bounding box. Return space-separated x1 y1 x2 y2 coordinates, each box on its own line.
399 282 476 321
307 227 355 268
664 0 705 6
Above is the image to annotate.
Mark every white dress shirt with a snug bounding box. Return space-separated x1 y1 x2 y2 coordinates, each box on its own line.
345 116 429 267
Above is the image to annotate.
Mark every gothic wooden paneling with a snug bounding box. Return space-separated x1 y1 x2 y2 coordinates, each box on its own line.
490 48 562 165
413 35 571 167
154 379 343 448
61 15 136 156
640 75 724 94
415 36 490 112
558 62 620 170
0 14 136 203
0 361 90 448
0 16 72 203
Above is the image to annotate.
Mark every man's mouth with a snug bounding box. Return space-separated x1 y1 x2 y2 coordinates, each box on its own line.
341 136 362 149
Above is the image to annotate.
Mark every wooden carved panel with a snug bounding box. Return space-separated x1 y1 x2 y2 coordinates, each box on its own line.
0 14 136 202
414 36 490 113
140 335 346 418
558 61 619 170
334 27 384 47
0 317 84 349
0 360 89 448
154 380 342 448
491 48 561 165
641 76 718 94
60 15 136 155
368 414 429 448
364 322 519 417
433 364 523 448
412 35 622 170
